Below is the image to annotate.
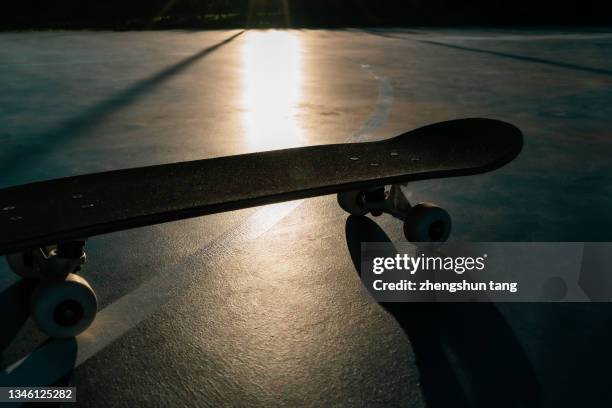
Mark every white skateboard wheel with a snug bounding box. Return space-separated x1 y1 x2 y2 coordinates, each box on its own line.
337 190 369 216
403 203 451 243
30 273 97 338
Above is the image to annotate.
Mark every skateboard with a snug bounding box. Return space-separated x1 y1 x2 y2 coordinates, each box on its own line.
0 118 522 338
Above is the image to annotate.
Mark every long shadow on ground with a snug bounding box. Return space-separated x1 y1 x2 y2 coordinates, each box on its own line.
1 30 245 181
419 40 612 78
345 215 541 408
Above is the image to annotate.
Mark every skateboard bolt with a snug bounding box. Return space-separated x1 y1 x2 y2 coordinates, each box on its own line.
72 194 84 199
2 206 15 211
349 157 360 161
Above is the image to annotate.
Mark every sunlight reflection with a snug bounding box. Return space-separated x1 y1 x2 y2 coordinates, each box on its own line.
242 30 304 151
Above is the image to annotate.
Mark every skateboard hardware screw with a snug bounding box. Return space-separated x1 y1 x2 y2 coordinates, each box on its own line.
72 194 84 199
2 206 16 211
349 157 360 161
81 203 95 209
9 215 22 221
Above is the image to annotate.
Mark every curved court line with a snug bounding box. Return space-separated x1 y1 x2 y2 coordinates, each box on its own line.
352 65 394 142
1 63 394 385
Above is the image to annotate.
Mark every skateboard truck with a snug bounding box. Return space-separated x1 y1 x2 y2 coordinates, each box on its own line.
6 240 97 339
29 241 87 278
337 184 452 243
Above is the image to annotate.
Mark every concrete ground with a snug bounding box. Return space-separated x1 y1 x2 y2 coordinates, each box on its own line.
1 27 612 407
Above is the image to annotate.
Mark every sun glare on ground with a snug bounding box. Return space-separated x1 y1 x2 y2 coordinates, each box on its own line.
241 30 304 151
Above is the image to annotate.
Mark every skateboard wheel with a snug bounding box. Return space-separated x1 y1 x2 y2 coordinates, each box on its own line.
337 191 369 216
30 273 97 338
403 203 451 243
6 251 37 279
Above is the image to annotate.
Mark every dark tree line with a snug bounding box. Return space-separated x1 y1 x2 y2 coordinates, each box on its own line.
2 0 611 30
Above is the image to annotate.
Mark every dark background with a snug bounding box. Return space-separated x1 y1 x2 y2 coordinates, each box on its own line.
2 0 612 30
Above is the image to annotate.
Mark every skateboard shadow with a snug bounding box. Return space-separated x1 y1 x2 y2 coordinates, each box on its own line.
0 280 78 393
344 215 541 408
0 279 34 358
0 338 77 405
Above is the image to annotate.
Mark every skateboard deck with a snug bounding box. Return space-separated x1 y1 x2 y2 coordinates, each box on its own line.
0 118 522 255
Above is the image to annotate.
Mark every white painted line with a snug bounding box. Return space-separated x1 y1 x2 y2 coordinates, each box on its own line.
75 200 304 367
353 66 394 142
